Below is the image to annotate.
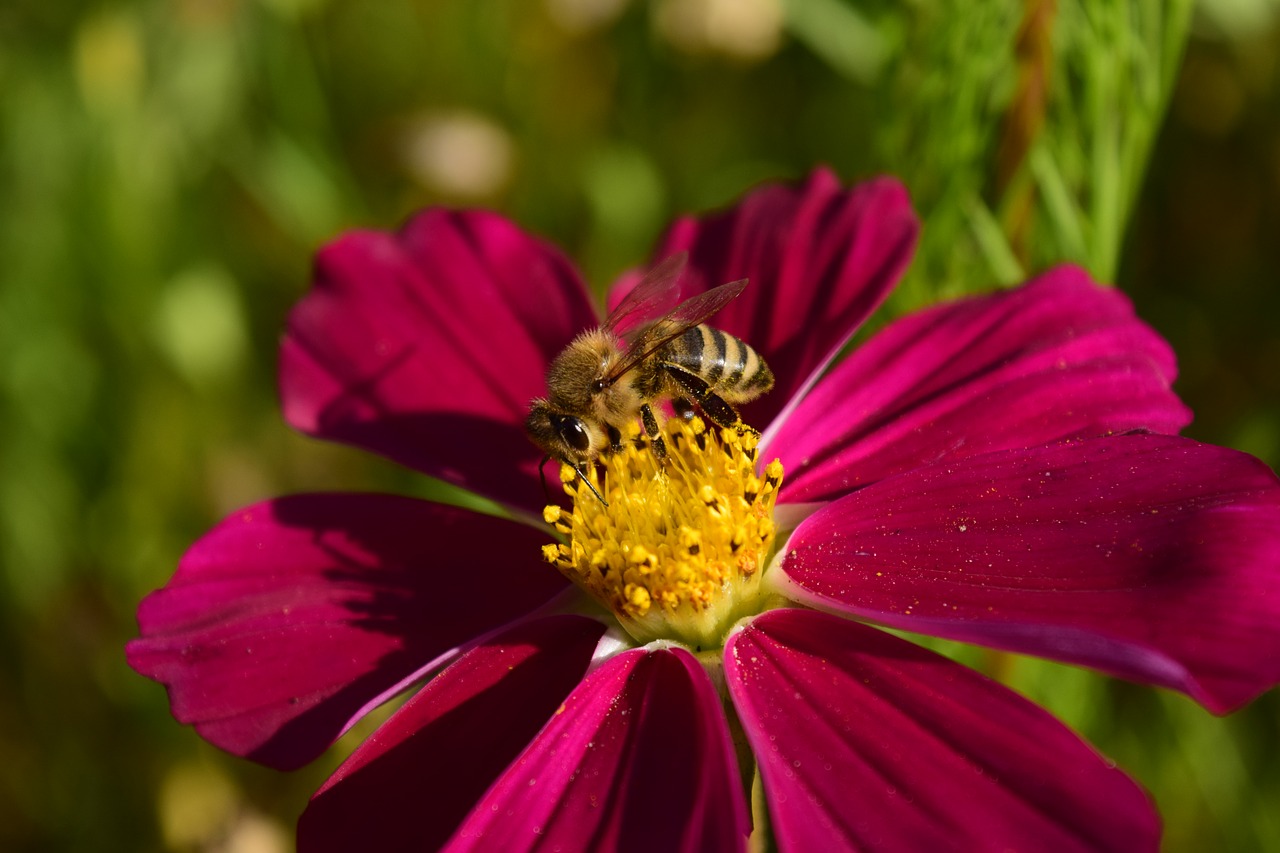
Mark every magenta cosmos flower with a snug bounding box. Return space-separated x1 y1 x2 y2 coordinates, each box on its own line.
129 169 1280 851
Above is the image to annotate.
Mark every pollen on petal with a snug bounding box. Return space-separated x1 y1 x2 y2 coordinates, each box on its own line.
542 418 784 649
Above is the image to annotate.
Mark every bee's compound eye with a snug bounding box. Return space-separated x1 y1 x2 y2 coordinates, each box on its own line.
591 379 606 394
556 416 591 453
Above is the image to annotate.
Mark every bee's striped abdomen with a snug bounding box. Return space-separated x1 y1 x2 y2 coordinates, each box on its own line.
669 325 774 405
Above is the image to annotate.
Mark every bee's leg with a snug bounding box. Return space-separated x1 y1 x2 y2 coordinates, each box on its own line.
672 397 697 421
663 366 740 429
640 403 667 460
606 424 624 453
539 455 553 504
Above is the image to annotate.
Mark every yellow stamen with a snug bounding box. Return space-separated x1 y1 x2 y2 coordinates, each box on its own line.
542 418 784 648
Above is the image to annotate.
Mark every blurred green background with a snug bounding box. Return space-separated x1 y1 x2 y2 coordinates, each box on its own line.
2 0 1278 850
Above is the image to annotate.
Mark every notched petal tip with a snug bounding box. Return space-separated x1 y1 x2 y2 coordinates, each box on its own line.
769 263 1194 504
129 493 565 770
622 169 919 433
279 209 599 512
779 434 1280 714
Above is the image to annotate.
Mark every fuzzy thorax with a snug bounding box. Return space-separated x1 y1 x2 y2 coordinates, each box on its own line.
542 418 784 649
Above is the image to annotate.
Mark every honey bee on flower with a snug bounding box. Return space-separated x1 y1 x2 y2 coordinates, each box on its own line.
525 252 774 504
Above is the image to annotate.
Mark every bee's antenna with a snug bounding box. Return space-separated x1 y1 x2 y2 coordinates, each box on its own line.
575 465 609 507
541 456 609 508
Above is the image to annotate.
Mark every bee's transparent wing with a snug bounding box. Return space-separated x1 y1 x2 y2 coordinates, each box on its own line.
605 276 748 386
602 252 688 340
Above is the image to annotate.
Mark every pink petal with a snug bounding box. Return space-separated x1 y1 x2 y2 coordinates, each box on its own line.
725 609 1159 852
280 209 599 512
298 615 606 853
126 494 567 770
775 434 1280 713
768 266 1192 504
616 169 918 431
446 648 749 852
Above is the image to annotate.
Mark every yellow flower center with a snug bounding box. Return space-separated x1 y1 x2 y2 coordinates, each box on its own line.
542 417 784 649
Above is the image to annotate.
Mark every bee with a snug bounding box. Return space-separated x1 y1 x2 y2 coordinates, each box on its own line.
526 252 774 504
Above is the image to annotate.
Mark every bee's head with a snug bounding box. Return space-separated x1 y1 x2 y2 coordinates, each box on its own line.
525 399 601 465
545 330 614 412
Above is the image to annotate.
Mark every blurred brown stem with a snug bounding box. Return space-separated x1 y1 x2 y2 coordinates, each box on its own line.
996 0 1057 265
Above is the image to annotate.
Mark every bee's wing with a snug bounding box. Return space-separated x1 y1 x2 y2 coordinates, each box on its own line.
605 276 748 386
602 252 688 339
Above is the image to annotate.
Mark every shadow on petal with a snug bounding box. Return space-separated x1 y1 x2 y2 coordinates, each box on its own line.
446 648 749 852
299 615 606 852
128 494 566 770
304 409 550 516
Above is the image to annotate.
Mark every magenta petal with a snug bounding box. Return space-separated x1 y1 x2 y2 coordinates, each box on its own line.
446 647 749 853
298 615 606 853
776 434 1280 712
769 266 1192 504
280 209 599 512
624 169 918 430
126 494 567 770
725 609 1159 852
